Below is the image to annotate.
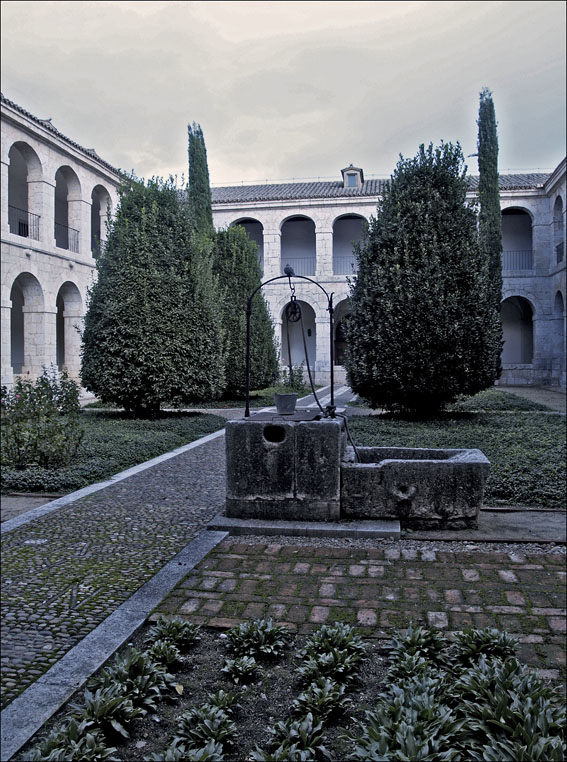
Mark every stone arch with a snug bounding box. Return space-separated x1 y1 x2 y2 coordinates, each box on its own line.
280 215 316 276
501 207 533 270
10 272 45 375
553 196 564 264
55 281 83 377
552 290 565 363
91 184 112 257
231 217 264 272
54 166 82 252
280 299 316 368
501 295 534 364
332 214 365 275
333 298 351 366
8 142 42 239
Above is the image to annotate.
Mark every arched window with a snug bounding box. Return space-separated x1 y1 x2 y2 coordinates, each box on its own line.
501 296 534 363
233 218 264 272
501 209 533 270
553 291 565 364
91 185 111 257
281 300 316 367
54 167 81 252
281 216 316 276
55 282 83 377
8 142 41 240
333 215 364 274
553 197 564 264
10 273 45 375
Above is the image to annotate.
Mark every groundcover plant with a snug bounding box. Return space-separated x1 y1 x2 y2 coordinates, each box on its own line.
18 618 566 761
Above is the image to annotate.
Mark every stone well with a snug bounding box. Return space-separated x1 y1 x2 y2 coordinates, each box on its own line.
225 415 490 529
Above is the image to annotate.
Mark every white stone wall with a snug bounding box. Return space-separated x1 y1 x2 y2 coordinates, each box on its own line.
1 101 120 389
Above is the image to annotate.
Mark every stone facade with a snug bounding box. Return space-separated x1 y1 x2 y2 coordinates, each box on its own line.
1 94 120 389
212 163 566 389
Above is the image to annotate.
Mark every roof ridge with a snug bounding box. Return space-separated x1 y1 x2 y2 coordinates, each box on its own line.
1 92 122 176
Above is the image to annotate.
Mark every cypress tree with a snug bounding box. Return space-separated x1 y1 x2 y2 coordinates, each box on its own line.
186 122 278 395
213 226 278 394
187 122 214 236
477 87 504 375
81 177 225 415
345 142 502 414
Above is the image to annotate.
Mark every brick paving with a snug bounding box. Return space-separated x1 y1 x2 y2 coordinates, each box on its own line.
154 539 567 681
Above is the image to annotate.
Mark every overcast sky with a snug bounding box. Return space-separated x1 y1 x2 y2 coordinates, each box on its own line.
1 1 565 185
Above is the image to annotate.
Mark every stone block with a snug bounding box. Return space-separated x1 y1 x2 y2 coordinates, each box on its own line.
341 446 490 528
225 417 344 521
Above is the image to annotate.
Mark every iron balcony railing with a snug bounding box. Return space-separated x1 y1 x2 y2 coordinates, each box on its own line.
502 249 533 270
556 242 564 264
8 205 40 240
55 222 79 253
281 256 316 277
333 255 357 275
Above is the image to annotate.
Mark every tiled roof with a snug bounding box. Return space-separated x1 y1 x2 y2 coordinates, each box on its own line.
1 93 122 177
212 172 552 204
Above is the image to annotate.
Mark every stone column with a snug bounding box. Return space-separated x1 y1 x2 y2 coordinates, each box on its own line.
1 301 14 387
1 160 9 234
28 179 55 249
68 197 89 255
315 229 333 279
62 310 83 380
315 315 332 386
263 228 282 280
21 307 57 377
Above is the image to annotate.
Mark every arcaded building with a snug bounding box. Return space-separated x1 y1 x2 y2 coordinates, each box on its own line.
1 94 120 389
1 93 565 391
212 161 566 389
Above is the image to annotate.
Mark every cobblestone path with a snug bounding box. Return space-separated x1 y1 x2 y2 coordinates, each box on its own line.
155 540 567 682
0 436 226 709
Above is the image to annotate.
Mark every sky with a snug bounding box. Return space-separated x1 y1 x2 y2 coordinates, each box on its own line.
1 0 565 185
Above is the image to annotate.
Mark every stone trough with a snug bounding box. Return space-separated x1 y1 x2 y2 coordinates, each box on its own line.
225 413 490 530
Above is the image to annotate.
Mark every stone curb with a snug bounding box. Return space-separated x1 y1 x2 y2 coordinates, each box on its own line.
207 514 401 538
1 429 226 535
0 529 228 761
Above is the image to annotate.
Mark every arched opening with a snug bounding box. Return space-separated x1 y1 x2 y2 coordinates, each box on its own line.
54 167 81 252
91 185 111 257
333 299 351 366
55 282 83 376
10 272 45 375
333 215 364 275
501 208 533 270
553 197 564 264
233 218 264 272
281 300 316 368
8 142 41 240
281 216 315 276
501 296 534 363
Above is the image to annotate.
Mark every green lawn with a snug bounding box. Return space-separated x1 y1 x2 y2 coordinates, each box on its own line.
1 410 227 494
349 408 566 509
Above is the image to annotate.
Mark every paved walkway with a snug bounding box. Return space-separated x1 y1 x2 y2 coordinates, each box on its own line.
151 539 566 679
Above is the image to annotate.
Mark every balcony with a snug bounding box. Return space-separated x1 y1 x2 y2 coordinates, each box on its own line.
55 222 79 253
333 254 357 275
8 206 40 241
502 250 533 271
281 257 315 277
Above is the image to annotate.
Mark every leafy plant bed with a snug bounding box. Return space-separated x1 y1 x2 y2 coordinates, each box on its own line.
349 409 566 509
349 388 552 412
1 411 226 494
17 619 566 761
